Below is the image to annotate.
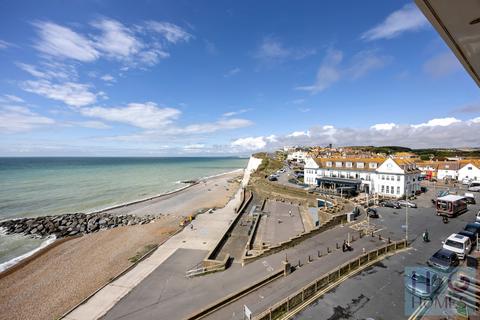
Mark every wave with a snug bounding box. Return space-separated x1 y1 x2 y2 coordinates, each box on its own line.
0 235 56 273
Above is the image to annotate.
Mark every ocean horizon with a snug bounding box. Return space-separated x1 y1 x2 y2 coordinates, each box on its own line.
0 156 248 267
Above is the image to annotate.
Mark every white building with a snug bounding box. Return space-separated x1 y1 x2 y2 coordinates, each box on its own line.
458 161 480 182
287 150 308 163
437 162 460 180
304 156 421 198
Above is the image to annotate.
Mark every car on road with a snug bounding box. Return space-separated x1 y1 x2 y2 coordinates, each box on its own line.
380 201 401 209
404 268 442 299
367 208 379 218
464 193 476 204
398 200 417 208
442 234 471 259
462 178 473 185
427 249 459 272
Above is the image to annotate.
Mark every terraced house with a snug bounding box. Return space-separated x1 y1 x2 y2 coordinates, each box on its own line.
304 156 421 198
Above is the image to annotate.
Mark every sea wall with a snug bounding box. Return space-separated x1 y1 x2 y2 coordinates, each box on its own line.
0 212 156 238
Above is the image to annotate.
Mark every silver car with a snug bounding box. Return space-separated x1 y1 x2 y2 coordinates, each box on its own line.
398 200 417 208
405 268 442 299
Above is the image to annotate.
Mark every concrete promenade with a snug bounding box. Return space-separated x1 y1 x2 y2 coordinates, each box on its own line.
64 157 262 320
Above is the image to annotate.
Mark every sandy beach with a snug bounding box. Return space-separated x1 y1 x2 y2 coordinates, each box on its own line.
0 170 243 320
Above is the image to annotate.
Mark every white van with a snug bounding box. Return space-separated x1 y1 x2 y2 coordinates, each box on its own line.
443 234 471 259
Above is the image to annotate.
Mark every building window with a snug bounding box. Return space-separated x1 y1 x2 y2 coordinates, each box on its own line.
391 176 394 181
381 185 384 193
386 186 389 193
397 186 400 194
326 161 332 167
397 176 400 181
468 166 472 170
391 187 395 194
335 161 342 168
381 175 385 180
386 175 389 181
357 162 364 168
369 162 377 169
346 162 352 168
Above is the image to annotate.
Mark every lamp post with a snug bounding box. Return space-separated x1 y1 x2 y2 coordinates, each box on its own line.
405 189 408 243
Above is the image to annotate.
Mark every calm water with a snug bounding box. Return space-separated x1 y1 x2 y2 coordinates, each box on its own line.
0 157 248 267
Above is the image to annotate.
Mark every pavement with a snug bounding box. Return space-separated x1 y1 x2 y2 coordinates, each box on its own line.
64 159 260 320
254 200 304 247
293 183 480 320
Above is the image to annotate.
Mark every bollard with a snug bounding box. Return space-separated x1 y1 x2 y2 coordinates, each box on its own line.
336 243 340 250
351 235 355 242
298 259 302 268
371 231 374 237
327 247 331 254
318 250 321 257
359 231 363 239
308 255 311 263
378 234 382 241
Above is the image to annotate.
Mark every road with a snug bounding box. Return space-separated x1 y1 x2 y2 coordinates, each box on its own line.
293 184 480 320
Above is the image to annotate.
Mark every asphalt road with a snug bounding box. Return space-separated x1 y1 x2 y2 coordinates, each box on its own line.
294 185 480 320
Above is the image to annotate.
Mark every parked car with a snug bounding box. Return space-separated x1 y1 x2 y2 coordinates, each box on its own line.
462 178 472 185
404 268 442 299
381 201 401 209
398 200 417 208
476 211 480 223
458 230 477 243
464 223 480 239
268 175 277 181
420 186 428 193
468 186 480 192
427 249 459 272
367 208 379 218
442 233 472 259
464 193 476 204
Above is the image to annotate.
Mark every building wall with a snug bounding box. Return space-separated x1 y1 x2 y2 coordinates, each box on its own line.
458 163 480 181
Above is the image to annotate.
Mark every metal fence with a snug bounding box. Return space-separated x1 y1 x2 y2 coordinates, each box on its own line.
253 239 407 320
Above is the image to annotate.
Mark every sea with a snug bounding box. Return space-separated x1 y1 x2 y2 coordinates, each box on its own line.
0 157 248 270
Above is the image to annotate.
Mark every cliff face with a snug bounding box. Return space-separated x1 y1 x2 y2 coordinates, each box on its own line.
241 156 262 187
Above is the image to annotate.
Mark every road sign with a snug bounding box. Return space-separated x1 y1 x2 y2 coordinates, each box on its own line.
244 305 252 320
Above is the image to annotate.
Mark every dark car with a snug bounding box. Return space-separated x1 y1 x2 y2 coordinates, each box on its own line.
268 175 277 181
427 249 459 272
464 223 480 240
458 230 477 243
464 196 476 205
381 201 401 209
367 208 379 218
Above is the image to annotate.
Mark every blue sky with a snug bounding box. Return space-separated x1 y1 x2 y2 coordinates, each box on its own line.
0 0 479 156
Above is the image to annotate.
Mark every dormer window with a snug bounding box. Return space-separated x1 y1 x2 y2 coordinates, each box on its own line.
335 161 342 167
346 162 352 168
326 161 332 167
369 162 377 169
357 162 364 168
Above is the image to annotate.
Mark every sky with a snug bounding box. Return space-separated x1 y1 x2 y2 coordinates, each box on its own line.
0 0 479 156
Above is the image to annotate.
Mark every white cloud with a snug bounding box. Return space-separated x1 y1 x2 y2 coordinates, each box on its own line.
423 52 462 78
33 21 99 62
0 39 11 49
174 118 253 135
361 4 428 41
92 18 142 59
100 74 115 82
81 102 181 129
348 50 391 79
254 37 315 64
183 144 205 149
297 49 390 94
231 136 267 151
371 123 397 130
0 105 54 133
21 80 98 107
222 108 250 117
224 67 241 78
468 117 480 124
296 49 343 93
64 120 111 129
16 62 78 80
146 21 192 44
3 94 24 103
411 117 461 128
287 130 310 137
